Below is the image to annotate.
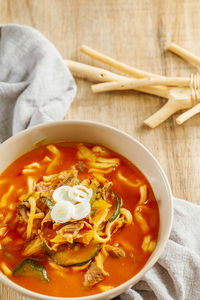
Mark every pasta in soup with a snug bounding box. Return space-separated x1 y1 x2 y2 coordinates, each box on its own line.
0 142 159 297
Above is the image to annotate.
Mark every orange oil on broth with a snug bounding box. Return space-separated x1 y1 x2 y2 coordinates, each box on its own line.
0 143 159 297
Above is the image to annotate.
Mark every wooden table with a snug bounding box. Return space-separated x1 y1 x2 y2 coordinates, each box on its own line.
1 0 200 299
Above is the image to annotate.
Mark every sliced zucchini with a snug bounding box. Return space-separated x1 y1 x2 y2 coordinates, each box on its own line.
43 241 100 267
13 258 49 282
108 192 121 222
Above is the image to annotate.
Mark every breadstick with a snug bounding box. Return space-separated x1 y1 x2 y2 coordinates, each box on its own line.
168 43 200 67
92 77 190 94
80 45 164 79
64 59 126 82
65 59 169 98
176 103 200 124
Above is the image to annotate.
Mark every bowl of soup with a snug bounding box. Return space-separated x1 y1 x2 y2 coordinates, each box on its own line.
0 120 173 300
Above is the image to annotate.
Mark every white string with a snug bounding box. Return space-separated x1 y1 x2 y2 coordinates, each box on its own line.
190 73 200 103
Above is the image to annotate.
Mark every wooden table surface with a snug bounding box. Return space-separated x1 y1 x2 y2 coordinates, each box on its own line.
1 0 200 299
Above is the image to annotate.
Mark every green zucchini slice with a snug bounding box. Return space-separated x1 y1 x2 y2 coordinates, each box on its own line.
43 241 101 267
108 192 121 222
13 258 49 282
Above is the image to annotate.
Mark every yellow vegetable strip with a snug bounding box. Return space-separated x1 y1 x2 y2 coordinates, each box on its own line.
93 199 111 209
93 173 108 184
117 171 141 187
138 185 147 205
27 196 36 239
92 207 109 227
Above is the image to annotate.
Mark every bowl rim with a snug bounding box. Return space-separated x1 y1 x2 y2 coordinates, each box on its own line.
0 120 173 300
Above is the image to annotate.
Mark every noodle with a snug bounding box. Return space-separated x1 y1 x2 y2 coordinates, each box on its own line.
117 171 141 187
46 145 61 174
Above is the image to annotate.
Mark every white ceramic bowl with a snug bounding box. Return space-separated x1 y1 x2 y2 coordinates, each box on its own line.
0 120 173 300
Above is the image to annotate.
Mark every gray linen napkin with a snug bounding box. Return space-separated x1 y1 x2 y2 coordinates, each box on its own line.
1 24 200 300
0 24 76 142
119 198 200 300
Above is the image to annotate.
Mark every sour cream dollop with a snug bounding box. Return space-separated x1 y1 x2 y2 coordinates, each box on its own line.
51 185 93 223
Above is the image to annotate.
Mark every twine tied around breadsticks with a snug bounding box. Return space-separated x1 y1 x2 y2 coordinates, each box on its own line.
64 43 200 128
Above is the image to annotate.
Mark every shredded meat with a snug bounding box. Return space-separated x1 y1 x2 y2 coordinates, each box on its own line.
50 221 93 245
36 170 77 199
41 211 52 228
76 229 94 245
50 222 85 244
84 262 105 287
104 245 126 258
59 222 85 233
84 251 108 287
36 197 50 213
18 207 29 223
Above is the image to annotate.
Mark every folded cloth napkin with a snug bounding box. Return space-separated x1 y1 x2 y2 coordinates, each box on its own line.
118 198 200 300
0 24 76 143
1 24 200 300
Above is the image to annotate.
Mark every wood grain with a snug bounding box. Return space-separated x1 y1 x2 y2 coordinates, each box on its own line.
1 0 200 299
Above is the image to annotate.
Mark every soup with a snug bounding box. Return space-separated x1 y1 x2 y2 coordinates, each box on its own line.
0 142 159 297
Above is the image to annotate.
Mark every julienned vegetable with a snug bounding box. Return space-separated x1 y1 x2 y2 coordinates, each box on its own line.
108 192 121 222
43 241 101 267
13 258 49 282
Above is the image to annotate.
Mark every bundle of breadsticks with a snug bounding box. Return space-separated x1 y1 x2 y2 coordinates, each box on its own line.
65 43 200 128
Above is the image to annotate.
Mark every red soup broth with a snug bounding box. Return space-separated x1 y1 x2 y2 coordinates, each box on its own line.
0 142 159 297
